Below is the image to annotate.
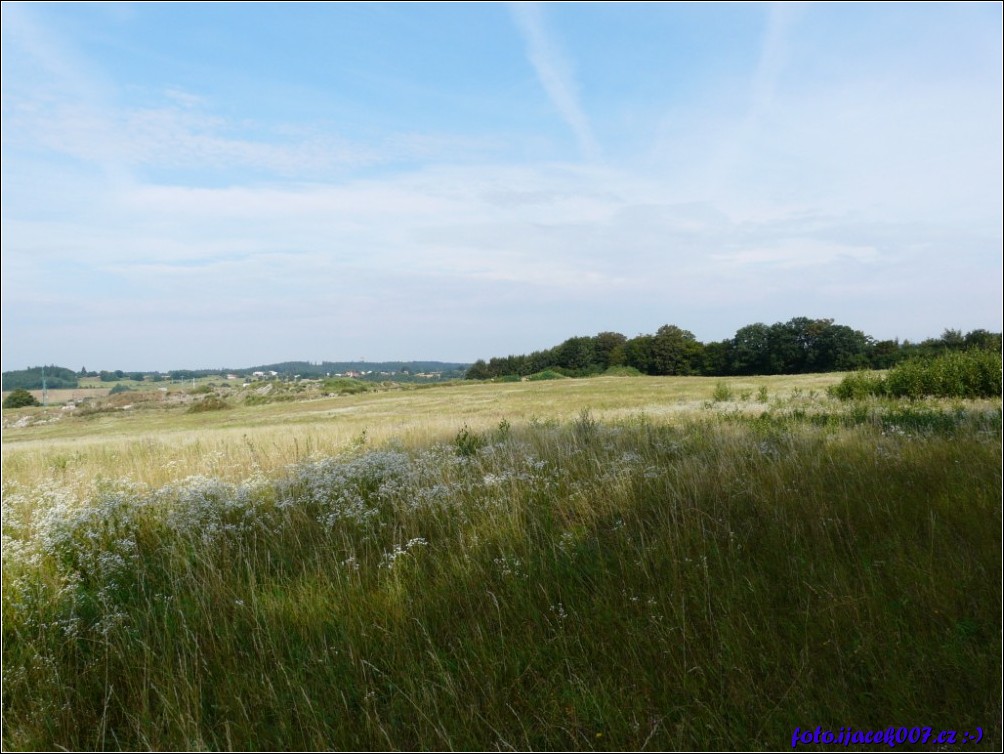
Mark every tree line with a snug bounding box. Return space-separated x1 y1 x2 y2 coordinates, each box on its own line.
464 318 1002 380
1 365 79 391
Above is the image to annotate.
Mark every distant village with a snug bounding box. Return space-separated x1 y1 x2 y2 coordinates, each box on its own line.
236 369 452 383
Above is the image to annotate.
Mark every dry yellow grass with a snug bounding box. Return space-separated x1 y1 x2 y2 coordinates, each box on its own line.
2 373 845 497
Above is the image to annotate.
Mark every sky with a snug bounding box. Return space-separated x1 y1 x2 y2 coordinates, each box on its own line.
2 2 1001 372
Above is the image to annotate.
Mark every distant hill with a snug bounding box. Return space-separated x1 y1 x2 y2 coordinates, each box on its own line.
3 361 471 390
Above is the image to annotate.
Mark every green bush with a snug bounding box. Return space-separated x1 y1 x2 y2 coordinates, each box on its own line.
243 394 296 406
526 370 568 381
454 424 484 457
885 350 1002 398
829 371 886 400
108 384 132 395
322 378 371 395
187 395 231 413
711 381 733 402
3 388 39 409
603 365 643 377
832 350 1003 400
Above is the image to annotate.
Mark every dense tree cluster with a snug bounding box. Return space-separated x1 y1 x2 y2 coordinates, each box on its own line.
465 319 1002 380
1 366 78 391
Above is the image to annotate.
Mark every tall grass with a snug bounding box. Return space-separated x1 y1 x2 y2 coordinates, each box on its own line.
3 402 1000 750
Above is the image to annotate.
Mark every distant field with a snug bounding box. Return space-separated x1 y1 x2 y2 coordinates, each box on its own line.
4 373 844 494
2 387 113 403
3 373 1000 750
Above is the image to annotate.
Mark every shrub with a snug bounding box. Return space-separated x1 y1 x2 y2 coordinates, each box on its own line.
496 417 512 440
187 395 231 413
711 381 733 402
831 350 1003 400
603 365 643 377
3 388 39 409
244 394 296 406
526 370 567 381
887 351 1003 399
322 378 371 395
573 407 598 441
108 384 132 395
829 371 886 400
454 424 484 457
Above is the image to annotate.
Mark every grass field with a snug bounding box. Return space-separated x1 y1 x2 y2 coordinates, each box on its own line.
3 374 837 493
2 374 1001 750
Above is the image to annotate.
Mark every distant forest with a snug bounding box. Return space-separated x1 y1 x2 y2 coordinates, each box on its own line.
5 323 1001 391
464 318 1002 380
0 365 81 391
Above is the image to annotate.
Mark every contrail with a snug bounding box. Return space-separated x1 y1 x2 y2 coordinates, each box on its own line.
510 2 601 161
704 2 797 196
749 2 797 119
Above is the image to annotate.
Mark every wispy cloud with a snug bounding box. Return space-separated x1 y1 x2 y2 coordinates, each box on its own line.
509 2 600 161
2 4 503 181
699 3 800 200
712 239 879 269
749 2 799 119
3 94 506 180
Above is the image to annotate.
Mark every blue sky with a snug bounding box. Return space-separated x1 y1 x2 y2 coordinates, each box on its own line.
2 2 1001 371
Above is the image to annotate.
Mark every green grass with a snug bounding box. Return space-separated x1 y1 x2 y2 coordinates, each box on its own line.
3 386 1000 751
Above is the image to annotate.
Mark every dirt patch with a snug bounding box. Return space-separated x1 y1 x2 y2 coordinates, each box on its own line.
1 388 111 404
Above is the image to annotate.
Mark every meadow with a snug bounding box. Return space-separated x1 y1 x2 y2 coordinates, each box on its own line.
2 374 1001 750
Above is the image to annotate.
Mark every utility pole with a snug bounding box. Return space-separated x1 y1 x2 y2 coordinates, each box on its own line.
41 366 48 407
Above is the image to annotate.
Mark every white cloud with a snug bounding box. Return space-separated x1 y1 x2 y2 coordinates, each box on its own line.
712 239 879 269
